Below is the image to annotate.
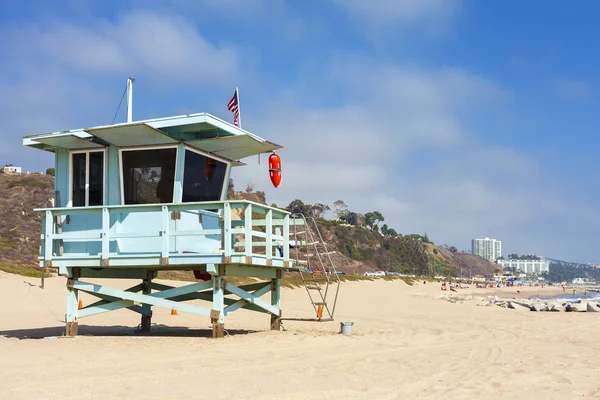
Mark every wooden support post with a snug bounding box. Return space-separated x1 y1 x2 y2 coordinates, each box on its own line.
65 277 79 336
270 270 281 331
212 271 225 338
140 271 153 332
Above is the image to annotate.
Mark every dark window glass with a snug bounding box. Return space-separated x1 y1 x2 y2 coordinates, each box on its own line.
89 152 104 206
72 153 86 206
182 150 227 202
122 148 177 204
72 151 104 207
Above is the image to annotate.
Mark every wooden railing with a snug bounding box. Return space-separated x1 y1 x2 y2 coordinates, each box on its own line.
36 200 293 268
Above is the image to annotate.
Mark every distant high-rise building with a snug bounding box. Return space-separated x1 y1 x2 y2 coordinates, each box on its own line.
472 237 502 262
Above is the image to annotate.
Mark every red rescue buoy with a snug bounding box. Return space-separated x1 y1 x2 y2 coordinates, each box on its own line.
268 152 282 188
205 157 216 181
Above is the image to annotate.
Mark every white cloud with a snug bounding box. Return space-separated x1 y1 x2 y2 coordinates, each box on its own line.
332 0 461 36
137 0 310 41
0 9 242 169
333 0 457 22
233 59 511 210
11 10 239 85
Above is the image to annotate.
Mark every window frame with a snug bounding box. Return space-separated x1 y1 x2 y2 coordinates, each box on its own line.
118 144 233 206
68 148 107 207
183 145 232 203
118 145 179 205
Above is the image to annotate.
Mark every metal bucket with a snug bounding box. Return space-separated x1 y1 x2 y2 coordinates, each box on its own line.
340 321 354 335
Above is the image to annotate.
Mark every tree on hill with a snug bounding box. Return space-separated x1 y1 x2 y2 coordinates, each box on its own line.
333 200 348 220
286 199 310 216
381 224 388 236
340 211 363 226
364 211 384 231
285 199 330 219
310 203 330 219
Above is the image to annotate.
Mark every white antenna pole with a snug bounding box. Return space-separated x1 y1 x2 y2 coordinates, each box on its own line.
127 77 135 122
236 87 241 128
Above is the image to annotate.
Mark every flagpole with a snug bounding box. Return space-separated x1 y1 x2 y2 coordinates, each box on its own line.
236 87 242 128
126 77 135 123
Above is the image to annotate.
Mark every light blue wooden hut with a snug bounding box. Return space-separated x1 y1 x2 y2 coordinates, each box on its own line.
23 112 303 337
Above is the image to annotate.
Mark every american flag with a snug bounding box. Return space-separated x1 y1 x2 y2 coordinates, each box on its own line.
227 89 240 126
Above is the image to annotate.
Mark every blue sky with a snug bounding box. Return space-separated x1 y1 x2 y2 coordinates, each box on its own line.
1 0 599 263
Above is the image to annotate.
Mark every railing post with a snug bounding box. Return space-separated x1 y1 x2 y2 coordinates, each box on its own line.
101 207 110 266
244 203 252 263
223 202 232 262
44 210 53 267
266 209 273 264
283 213 290 263
161 205 169 265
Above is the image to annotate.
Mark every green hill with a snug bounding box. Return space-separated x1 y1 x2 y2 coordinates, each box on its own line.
0 171 53 276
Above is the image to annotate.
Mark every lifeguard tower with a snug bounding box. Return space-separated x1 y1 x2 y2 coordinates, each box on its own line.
23 92 339 338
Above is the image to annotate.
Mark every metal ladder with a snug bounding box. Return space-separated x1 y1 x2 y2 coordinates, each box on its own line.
283 214 341 322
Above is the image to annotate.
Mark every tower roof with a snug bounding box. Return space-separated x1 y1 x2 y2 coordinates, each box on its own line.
23 112 282 163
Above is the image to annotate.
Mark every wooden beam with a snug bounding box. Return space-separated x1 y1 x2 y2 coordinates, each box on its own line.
223 281 279 315
73 281 213 317
224 282 271 316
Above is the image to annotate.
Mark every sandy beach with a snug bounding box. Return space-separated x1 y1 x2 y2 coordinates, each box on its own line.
1 271 599 400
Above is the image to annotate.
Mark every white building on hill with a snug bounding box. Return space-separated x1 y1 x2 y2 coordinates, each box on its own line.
3 165 22 174
497 258 550 275
472 237 502 262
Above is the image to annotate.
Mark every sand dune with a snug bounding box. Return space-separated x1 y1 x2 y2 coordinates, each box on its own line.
1 272 599 399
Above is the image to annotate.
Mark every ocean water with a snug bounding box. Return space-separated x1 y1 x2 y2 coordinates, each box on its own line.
539 291 600 302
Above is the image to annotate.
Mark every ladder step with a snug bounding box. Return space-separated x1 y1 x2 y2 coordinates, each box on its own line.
312 302 327 305
306 286 322 290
